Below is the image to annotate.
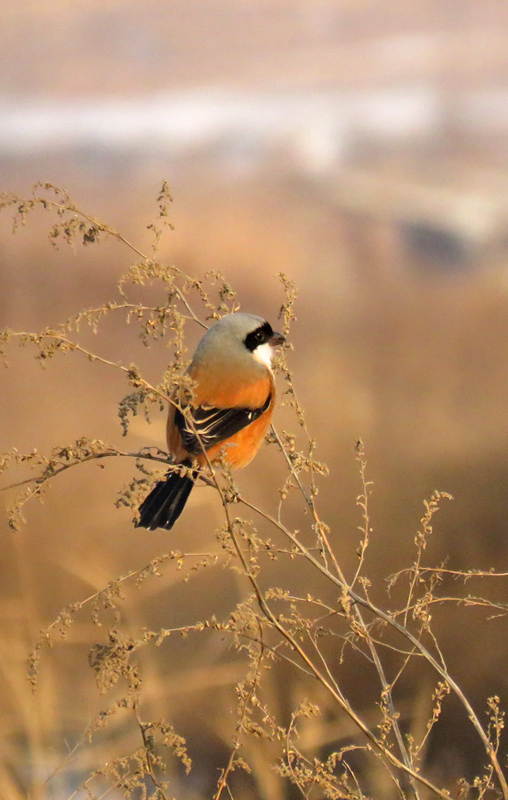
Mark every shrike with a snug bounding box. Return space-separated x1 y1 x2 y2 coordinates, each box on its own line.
137 312 285 530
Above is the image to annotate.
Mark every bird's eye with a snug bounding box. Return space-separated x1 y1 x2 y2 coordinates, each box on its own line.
244 322 273 352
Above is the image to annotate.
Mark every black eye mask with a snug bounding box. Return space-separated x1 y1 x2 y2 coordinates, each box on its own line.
244 322 274 352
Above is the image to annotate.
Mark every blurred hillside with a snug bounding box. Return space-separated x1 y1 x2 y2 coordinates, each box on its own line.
3 1 508 797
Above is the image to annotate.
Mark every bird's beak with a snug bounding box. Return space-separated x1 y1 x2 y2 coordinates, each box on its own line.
269 331 285 347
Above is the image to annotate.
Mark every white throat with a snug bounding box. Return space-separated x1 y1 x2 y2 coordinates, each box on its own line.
252 342 274 370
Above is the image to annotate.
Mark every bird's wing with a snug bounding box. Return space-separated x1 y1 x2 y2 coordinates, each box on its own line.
175 394 271 455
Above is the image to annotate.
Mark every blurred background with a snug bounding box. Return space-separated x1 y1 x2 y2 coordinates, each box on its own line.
3 1 508 797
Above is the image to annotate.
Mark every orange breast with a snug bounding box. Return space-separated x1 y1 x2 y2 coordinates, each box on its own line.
166 370 275 470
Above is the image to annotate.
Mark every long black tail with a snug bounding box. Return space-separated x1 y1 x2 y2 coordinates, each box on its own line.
137 462 196 531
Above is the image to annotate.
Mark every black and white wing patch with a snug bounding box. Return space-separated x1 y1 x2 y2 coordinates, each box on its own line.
175 394 271 455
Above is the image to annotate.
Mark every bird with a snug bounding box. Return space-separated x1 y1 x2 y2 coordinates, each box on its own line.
137 312 285 531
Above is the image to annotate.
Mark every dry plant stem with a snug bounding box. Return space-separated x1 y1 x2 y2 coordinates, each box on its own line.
273 427 419 797
214 738 241 800
214 639 265 800
30 551 220 668
28 192 207 330
350 446 371 590
228 516 446 798
284 712 331 798
5 330 170 402
66 776 97 800
403 501 431 629
30 737 84 800
349 448 419 797
394 595 508 618
238 494 508 800
204 469 443 799
398 567 508 580
0 449 171 492
70 301 208 336
134 705 170 800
